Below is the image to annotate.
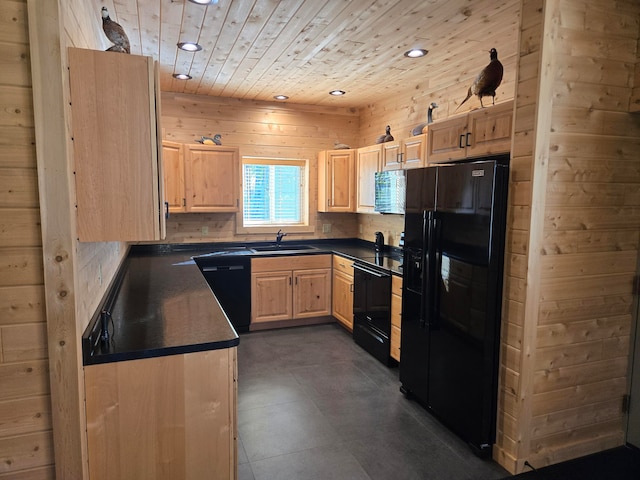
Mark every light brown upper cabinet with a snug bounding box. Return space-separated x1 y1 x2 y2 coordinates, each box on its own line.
184 144 239 213
427 100 513 163
69 47 165 242
162 141 186 213
356 144 383 213
318 149 356 212
382 134 427 171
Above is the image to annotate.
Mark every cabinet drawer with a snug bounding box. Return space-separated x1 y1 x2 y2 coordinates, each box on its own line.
391 297 402 328
252 254 331 273
392 275 402 296
390 325 401 362
332 254 354 277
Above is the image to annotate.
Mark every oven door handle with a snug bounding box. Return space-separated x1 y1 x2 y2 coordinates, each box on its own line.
201 265 245 272
352 263 390 278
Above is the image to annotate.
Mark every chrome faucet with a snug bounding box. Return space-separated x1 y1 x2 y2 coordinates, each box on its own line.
276 229 287 246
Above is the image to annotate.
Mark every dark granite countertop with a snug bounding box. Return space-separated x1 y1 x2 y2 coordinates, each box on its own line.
82 238 403 365
82 250 240 365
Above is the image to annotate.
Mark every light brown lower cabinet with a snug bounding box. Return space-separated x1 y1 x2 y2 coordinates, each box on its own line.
390 275 402 362
84 348 237 480
251 255 332 327
332 255 354 331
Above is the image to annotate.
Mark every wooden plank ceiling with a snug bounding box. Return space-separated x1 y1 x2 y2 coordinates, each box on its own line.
95 0 520 107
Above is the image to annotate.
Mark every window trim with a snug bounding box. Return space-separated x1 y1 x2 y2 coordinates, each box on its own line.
236 156 314 235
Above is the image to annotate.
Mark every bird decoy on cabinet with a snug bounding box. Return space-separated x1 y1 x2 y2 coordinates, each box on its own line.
101 7 130 54
411 102 438 136
196 134 222 145
333 141 351 150
455 48 503 111
376 125 394 144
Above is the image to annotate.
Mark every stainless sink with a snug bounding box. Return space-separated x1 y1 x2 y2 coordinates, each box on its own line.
250 244 317 253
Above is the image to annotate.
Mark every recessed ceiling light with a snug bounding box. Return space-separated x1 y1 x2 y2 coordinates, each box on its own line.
329 90 346 96
173 73 192 80
274 95 289 101
188 0 218 4
404 48 428 58
178 42 202 52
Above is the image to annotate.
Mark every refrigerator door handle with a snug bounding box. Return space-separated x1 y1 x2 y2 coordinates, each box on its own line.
428 216 442 329
421 211 435 328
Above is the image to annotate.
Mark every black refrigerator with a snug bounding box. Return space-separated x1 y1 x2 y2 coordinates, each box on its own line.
400 156 509 456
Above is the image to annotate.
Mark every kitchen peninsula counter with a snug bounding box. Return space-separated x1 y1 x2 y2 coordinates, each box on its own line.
82 249 239 366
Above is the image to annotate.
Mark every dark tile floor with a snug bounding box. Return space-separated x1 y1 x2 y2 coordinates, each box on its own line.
236 323 509 480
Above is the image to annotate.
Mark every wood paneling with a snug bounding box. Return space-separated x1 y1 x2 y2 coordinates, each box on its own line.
25 0 131 478
0 431 54 475
0 395 52 437
0 1 54 478
494 0 640 473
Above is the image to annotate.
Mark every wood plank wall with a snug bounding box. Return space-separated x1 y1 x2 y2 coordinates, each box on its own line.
528 0 640 468
495 0 640 474
0 1 54 478
494 0 546 472
16 0 129 478
160 92 361 243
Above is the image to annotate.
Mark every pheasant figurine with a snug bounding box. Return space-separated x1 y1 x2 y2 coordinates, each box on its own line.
101 7 130 54
456 48 503 111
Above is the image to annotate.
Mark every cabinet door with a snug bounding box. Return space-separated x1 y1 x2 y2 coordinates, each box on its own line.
402 134 427 169
251 271 292 323
356 145 382 213
426 115 468 163
318 150 355 212
381 141 402 170
293 268 331 318
390 275 402 361
185 145 239 212
466 101 513 158
162 141 186 213
85 349 236 480
69 48 164 242
332 269 354 331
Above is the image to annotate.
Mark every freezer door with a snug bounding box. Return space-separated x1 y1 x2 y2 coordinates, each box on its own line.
404 167 436 249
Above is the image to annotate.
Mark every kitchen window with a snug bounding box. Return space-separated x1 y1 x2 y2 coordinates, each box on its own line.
238 157 312 233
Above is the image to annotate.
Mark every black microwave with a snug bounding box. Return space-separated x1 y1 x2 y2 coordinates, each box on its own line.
374 170 406 214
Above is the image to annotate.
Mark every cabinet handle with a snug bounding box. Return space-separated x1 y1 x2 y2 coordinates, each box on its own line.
164 201 169 219
459 134 465 149
289 277 292 285
350 284 354 292
466 132 472 147
182 198 186 207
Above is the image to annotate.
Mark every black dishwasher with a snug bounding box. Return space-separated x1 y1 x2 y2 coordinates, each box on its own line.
194 255 251 333
352 262 392 365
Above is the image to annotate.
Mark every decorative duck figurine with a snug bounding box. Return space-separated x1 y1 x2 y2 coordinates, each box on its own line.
411 102 438 136
376 125 394 144
333 141 351 150
196 134 222 145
